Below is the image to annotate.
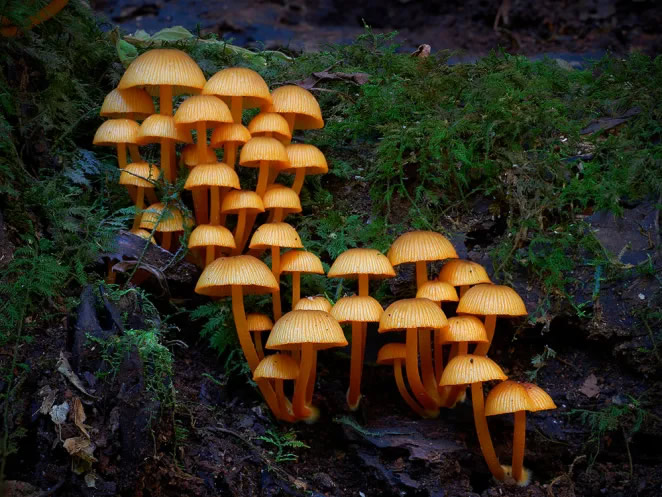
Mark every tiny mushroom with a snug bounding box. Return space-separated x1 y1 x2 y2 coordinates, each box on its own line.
253 353 298 422
210 123 251 169
183 162 240 226
246 313 274 361
137 114 192 183
282 144 329 195
139 202 191 251
202 67 272 124
247 112 292 144
118 162 160 230
220 190 265 253
439 259 491 297
279 250 324 308
239 136 290 198
93 119 141 171
188 224 236 267
328 248 395 297
377 343 429 417
294 296 332 312
180 143 217 168
262 185 302 223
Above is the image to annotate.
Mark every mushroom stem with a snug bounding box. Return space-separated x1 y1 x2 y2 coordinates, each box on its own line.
275 379 296 422
406 328 439 411
471 382 505 481
205 246 215 267
306 350 317 406
224 142 237 168
291 272 301 308
196 121 207 159
393 360 429 417
474 315 496 356
161 232 172 251
512 410 526 482
254 332 264 360
161 138 173 182
230 96 243 124
132 187 144 230
347 321 364 410
284 113 295 137
293 343 316 420
159 85 173 116
419 328 440 404
210 187 221 225
459 285 469 298
193 187 208 225
129 144 141 162
117 143 128 169
292 169 306 195
445 343 469 407
415 261 428 289
256 160 270 197
232 211 247 255
273 207 284 223
271 246 282 320
434 329 444 383
358 274 369 297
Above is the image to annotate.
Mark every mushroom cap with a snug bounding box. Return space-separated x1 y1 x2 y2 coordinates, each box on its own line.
129 228 156 244
331 296 383 323
174 95 233 129
202 67 272 109
137 114 192 144
195 255 279 297
139 203 189 232
281 144 329 175
280 250 324 275
181 144 217 167
210 123 252 147
100 88 155 120
379 298 448 332
119 162 160 188
247 112 292 143
239 137 290 168
376 343 407 365
188 224 236 249
440 315 488 343
485 381 533 416
266 310 347 351
387 231 458 266
439 355 507 386
118 48 206 96
183 163 240 190
294 296 332 312
457 284 527 317
249 222 303 249
262 185 301 214
246 313 274 332
266 85 324 130
416 280 459 303
438 259 491 287
253 353 299 381
221 190 265 214
93 119 141 146
327 248 395 279
520 383 557 412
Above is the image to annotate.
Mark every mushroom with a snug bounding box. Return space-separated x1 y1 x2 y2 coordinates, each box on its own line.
137 114 192 183
1 0 69 37
202 67 272 124
180 144 217 169
262 185 301 223
486 381 556 485
188 224 236 267
195 255 284 419
239 136 290 198
266 85 324 137
439 355 507 481
182 162 240 226
139 202 190 251
379 298 448 413
439 259 491 297
294 296 332 312
246 313 273 360
253 353 298 422
328 248 395 298
247 112 292 144
376 343 428 417
331 295 383 410
93 118 141 171
128 228 156 244
249 222 303 320
281 144 329 195
210 123 251 169
266 310 347 422
118 162 160 230
279 250 324 308
220 190 265 253
457 284 527 356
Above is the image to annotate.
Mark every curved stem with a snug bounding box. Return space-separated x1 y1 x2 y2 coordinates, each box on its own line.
419 328 440 404
132 187 144 230
224 142 237 169
306 350 317 406
292 169 306 195
358 274 369 297
474 315 496 356
159 85 173 116
393 360 428 417
196 122 207 160
434 328 444 384
347 321 364 410
205 246 215 267
231 285 260 372
230 96 243 124
193 188 208 225
232 211 247 255
293 343 315 420
254 332 264 360
415 260 428 289
405 328 439 411
161 232 172 251
210 187 221 225
271 246 282 320
471 382 505 481
292 272 301 308
256 160 270 197
512 411 526 482
276 379 295 422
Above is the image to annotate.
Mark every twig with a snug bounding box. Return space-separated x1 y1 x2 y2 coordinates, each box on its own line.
622 426 633 478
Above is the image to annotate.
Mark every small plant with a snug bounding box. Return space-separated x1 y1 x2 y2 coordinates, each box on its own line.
256 429 310 463
525 345 557 381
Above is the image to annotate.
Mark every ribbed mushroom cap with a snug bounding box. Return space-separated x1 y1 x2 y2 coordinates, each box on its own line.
280 250 324 275
439 355 507 386
387 231 458 266
129 228 157 244
266 310 347 351
221 190 265 214
376 343 407 365
457 284 527 317
294 296 332 312
246 313 274 332
202 67 272 109
239 137 290 168
281 144 328 175
188 224 236 249
210 123 251 147
174 95 233 129
331 296 383 323
249 222 303 249
183 163 240 189
416 281 459 303
119 162 160 188
247 112 292 142
520 383 557 412
262 185 301 214
93 119 141 146
267 85 324 130
100 88 155 119
195 255 279 297
379 298 448 332
181 144 217 167
137 114 192 144
328 248 396 279
253 353 299 381
139 203 189 232
441 315 488 343
439 259 491 287
118 48 206 96
485 381 533 416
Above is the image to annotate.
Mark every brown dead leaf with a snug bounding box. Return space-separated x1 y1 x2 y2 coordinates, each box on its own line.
57 352 98 398
72 397 90 438
579 373 600 398
37 385 56 415
410 44 431 58
287 71 370 91
63 436 97 463
580 107 641 135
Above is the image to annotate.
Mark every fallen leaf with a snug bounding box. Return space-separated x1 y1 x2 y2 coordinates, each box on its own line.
50 401 69 426
72 397 90 439
37 385 56 415
63 436 97 463
410 44 431 58
57 352 98 398
579 373 600 398
287 71 370 91
580 107 641 135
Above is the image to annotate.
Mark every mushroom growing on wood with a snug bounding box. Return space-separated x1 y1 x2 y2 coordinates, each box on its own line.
253 353 298 422
377 343 429 417
202 67 272 124
438 259 491 297
279 250 324 308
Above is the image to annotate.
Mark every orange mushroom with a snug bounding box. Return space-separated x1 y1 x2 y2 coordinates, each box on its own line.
439 259 491 297
281 144 329 195
266 85 324 137
188 224 236 267
137 114 192 183
377 343 429 417
210 123 251 169
246 313 273 360
202 67 272 124
183 162 240 226
253 353 298 422
262 185 302 223
279 250 324 308
221 190 265 253
118 162 160 230
139 202 191 251
247 112 292 144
